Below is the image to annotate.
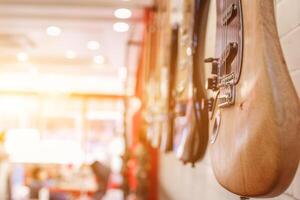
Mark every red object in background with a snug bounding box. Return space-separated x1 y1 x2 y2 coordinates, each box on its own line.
49 188 95 197
126 8 158 200
127 157 138 192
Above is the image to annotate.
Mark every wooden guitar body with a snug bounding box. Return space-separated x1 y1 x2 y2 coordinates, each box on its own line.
209 0 300 197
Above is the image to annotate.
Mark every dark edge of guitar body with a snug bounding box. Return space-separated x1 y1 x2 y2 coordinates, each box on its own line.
190 0 210 163
160 25 179 153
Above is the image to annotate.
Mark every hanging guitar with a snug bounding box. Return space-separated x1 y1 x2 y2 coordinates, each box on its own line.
206 0 300 197
143 5 163 148
143 0 175 150
173 0 210 164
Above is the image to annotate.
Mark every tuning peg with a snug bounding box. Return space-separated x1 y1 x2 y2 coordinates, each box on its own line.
204 57 219 63
206 76 218 91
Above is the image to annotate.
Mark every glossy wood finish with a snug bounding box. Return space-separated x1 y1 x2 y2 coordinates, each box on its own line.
143 0 175 151
173 0 210 163
210 0 300 197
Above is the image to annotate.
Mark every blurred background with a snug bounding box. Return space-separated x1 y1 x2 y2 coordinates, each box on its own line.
0 0 153 200
0 0 299 200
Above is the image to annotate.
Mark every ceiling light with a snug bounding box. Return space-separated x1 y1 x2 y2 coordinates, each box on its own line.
94 55 105 64
65 50 76 59
17 52 28 62
87 41 100 50
114 8 132 19
113 22 130 32
46 26 61 36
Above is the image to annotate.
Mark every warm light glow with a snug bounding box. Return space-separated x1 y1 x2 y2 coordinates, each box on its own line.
17 52 28 62
0 73 125 94
111 156 123 173
65 50 76 59
28 67 38 76
94 55 105 64
114 8 132 19
186 47 192 56
0 96 36 114
4 129 40 162
87 40 100 50
46 26 61 36
113 22 130 32
4 128 84 164
118 66 127 81
129 97 142 113
87 111 122 120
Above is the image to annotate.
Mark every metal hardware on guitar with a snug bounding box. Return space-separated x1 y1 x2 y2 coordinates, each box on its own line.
205 42 239 105
204 57 219 75
204 0 242 112
206 76 218 91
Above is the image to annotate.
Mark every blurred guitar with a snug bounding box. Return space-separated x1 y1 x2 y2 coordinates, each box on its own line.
206 0 300 197
173 0 210 164
143 1 175 150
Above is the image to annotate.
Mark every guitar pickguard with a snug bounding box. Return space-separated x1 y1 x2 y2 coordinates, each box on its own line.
206 0 243 111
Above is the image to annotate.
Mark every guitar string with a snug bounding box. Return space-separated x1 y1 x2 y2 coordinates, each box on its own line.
222 0 224 77
222 0 226 77
225 0 228 76
236 2 239 78
233 2 238 76
234 2 236 75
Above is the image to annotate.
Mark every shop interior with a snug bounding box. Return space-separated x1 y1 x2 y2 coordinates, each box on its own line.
0 0 299 200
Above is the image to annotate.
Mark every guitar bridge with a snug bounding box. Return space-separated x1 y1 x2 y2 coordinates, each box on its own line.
218 73 235 107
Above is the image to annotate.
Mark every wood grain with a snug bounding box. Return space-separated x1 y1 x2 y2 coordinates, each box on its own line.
210 0 300 197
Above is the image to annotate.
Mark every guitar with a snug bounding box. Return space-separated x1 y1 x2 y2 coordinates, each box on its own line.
143 11 159 148
173 0 210 164
206 0 300 197
143 0 176 150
